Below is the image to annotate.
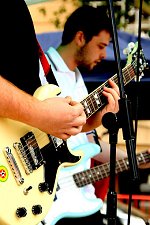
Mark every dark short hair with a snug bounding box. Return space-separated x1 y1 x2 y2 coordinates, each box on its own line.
61 5 112 45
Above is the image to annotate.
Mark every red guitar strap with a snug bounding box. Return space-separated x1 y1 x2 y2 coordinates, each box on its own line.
37 40 50 76
37 40 58 86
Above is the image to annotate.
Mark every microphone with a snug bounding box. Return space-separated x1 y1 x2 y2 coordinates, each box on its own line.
102 112 119 133
102 112 120 146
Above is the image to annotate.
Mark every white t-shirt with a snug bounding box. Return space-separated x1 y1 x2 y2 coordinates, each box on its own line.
45 47 90 150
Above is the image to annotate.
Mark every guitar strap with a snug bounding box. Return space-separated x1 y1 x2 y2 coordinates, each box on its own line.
37 41 58 86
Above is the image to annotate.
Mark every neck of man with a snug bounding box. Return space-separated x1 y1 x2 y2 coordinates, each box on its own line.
57 44 77 71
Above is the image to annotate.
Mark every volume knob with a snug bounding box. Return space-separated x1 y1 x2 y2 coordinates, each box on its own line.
38 182 49 192
16 207 27 217
32 205 42 215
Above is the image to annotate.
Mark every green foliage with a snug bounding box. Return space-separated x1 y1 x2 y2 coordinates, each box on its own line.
37 0 150 32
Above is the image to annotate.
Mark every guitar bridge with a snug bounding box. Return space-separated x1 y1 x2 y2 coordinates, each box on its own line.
14 132 44 174
5 147 24 185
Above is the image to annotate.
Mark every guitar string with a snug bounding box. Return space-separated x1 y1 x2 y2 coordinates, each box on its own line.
20 53 147 179
13 61 137 152
15 49 146 156
77 152 149 177
9 125 149 182
12 60 142 164
5 51 147 188
84 65 135 107
57 152 149 188
58 157 150 189
62 152 150 183
82 63 136 118
11 70 137 166
75 155 150 187
59 158 150 188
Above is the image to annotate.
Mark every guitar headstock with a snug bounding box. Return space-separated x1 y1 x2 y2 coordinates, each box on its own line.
123 42 149 81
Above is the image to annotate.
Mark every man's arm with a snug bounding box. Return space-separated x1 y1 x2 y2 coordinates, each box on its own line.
0 76 86 139
93 140 127 162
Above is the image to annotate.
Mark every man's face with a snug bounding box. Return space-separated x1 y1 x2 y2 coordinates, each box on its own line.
76 30 111 70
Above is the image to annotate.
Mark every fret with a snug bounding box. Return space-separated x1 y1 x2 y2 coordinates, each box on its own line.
143 152 150 163
85 169 93 184
137 152 149 164
137 155 143 165
94 167 103 181
87 168 98 184
82 99 91 117
89 167 98 182
122 159 129 170
73 151 149 188
117 160 124 172
89 95 96 115
106 163 110 175
140 152 146 163
74 172 85 187
92 94 100 112
80 170 88 184
124 66 135 85
81 63 136 119
93 167 101 181
101 164 108 178
116 161 122 173
94 92 101 105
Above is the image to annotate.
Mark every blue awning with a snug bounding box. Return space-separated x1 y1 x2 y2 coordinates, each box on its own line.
37 30 150 62
37 30 150 82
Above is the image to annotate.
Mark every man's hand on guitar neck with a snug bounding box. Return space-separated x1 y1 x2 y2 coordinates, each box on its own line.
82 79 120 132
102 79 120 115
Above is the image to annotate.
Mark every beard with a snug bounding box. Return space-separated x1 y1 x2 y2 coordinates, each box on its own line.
75 45 95 71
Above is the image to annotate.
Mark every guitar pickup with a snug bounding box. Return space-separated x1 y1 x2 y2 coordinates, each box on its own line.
14 131 44 175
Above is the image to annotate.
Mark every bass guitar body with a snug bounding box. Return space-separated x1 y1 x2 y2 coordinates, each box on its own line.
41 143 102 225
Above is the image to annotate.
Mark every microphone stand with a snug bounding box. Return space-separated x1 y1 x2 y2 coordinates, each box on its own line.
102 112 119 225
106 1 140 224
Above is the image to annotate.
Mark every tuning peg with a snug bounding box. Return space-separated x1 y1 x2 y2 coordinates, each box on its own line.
123 48 130 55
123 42 135 55
128 42 135 50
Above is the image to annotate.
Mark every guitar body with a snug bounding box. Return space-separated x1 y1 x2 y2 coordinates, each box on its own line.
41 142 150 225
0 84 82 225
42 143 102 225
0 118 51 225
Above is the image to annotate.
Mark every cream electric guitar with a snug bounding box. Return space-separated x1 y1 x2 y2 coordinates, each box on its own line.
41 143 150 225
0 84 82 225
0 42 147 225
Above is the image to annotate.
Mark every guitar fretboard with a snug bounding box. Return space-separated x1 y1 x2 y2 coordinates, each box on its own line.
81 63 136 119
73 151 150 187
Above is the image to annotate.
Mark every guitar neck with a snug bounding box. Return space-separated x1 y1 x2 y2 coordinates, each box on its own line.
81 63 136 119
73 150 150 187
